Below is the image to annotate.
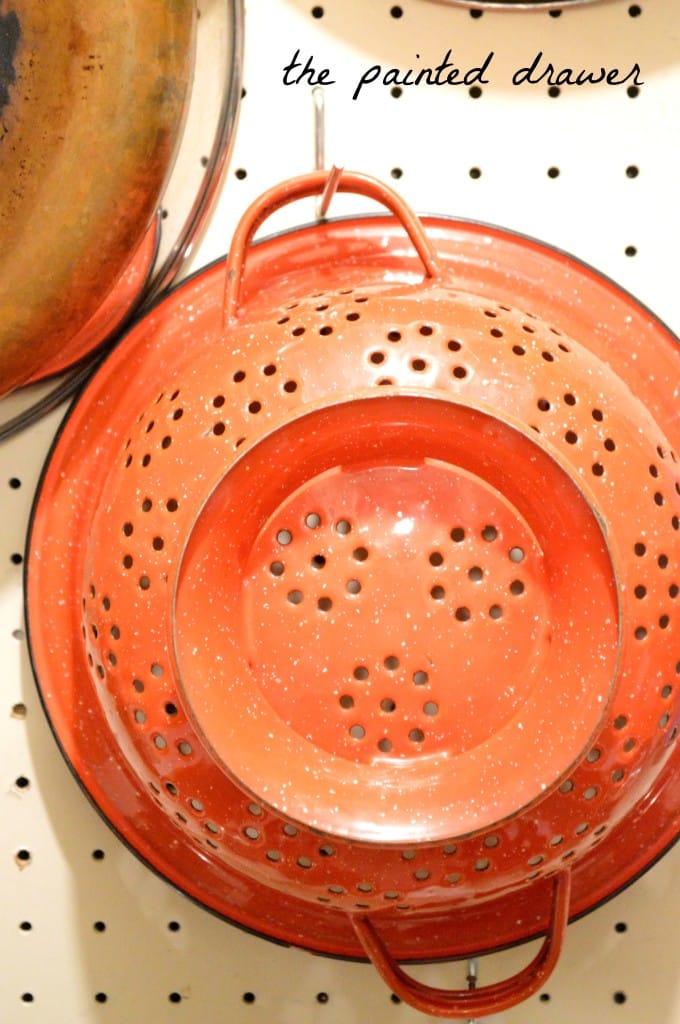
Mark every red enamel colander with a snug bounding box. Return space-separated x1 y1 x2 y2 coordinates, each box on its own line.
27 171 679 1018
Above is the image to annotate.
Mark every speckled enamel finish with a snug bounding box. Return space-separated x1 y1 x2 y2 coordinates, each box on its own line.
27 174 679 974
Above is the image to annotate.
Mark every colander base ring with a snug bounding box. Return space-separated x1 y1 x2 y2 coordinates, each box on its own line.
176 392 619 844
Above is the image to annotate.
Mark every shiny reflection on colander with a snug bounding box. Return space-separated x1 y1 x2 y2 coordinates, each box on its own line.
27 171 679 1019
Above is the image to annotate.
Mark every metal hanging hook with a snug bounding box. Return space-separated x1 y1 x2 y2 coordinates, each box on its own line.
466 957 479 1024
312 85 343 221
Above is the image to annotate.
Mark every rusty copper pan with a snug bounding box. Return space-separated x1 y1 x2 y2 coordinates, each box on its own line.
0 0 195 396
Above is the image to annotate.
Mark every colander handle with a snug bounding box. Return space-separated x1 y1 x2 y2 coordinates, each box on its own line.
351 870 571 1019
223 169 440 323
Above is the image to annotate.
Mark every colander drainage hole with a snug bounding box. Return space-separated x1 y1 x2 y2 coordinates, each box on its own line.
270 561 285 576
409 728 425 743
380 698 396 713
339 695 354 709
306 512 321 529
346 579 361 594
350 725 366 739
430 585 445 600
318 597 333 612
311 554 326 569
288 590 303 605
378 738 392 752
384 655 399 670
277 529 292 546
336 519 352 535
354 666 369 680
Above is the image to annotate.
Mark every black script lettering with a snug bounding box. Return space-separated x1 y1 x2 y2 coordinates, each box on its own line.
512 51 551 86
352 51 493 100
464 51 493 85
575 68 606 85
353 64 382 99
282 49 336 87
513 51 644 88
606 64 644 85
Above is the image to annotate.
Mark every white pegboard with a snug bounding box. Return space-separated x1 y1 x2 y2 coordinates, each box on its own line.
1 1 679 1022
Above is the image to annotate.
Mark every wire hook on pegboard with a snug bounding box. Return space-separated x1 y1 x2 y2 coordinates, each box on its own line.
312 85 343 221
